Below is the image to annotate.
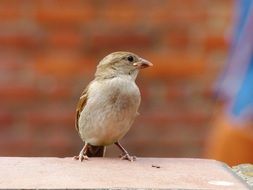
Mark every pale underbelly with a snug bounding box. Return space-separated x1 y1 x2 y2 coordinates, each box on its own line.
78 105 137 146
78 77 140 146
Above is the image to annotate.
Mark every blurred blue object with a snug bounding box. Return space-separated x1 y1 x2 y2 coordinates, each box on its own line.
234 0 253 43
218 0 253 123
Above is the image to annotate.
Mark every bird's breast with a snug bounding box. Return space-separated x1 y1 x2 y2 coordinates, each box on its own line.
78 76 141 145
91 76 141 109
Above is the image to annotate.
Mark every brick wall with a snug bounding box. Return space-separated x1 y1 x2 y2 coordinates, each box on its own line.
0 0 233 158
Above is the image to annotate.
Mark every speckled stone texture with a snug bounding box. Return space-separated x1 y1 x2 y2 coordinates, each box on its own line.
0 157 250 189
233 164 253 188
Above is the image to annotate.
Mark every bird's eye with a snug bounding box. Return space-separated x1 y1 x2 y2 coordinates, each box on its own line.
127 56 134 62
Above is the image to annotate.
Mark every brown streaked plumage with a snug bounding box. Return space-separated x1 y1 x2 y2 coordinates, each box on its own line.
75 87 88 132
75 86 105 157
73 51 152 161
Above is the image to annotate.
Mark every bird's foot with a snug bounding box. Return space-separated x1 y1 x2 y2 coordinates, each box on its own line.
120 153 136 162
73 155 89 162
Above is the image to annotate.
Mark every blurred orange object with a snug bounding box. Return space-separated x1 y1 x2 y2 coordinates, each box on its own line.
205 0 253 166
205 110 253 166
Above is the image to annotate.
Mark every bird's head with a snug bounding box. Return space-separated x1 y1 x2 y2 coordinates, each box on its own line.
95 51 153 80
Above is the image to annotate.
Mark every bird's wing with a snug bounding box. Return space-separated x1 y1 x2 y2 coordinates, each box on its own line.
75 86 89 133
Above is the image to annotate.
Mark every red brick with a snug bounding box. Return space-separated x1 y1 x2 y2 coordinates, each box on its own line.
34 3 95 25
204 35 228 51
173 10 207 23
101 3 141 26
25 109 74 128
166 85 189 100
201 86 215 99
148 6 207 26
0 111 13 129
0 56 24 71
165 83 213 102
0 136 34 156
44 134 73 155
142 53 206 78
46 30 84 48
90 33 152 51
40 85 72 100
0 0 233 159
135 83 150 102
0 33 40 49
0 5 22 21
138 110 210 126
0 84 38 102
164 27 190 49
180 111 210 125
34 54 96 78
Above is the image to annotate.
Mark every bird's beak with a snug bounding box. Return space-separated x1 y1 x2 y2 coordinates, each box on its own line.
133 58 153 69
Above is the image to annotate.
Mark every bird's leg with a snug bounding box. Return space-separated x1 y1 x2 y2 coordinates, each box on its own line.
114 141 136 162
73 143 89 162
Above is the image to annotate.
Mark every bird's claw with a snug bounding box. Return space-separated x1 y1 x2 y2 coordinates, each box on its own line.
120 153 136 162
73 155 89 162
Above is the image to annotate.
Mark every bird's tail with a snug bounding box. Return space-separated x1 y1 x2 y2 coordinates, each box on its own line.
86 144 106 157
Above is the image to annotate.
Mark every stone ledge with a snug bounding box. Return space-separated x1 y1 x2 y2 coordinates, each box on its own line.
233 164 253 187
0 157 249 189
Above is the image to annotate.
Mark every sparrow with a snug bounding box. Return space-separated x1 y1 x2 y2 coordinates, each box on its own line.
74 51 152 162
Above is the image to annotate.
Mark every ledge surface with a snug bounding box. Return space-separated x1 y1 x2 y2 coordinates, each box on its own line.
0 157 249 189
